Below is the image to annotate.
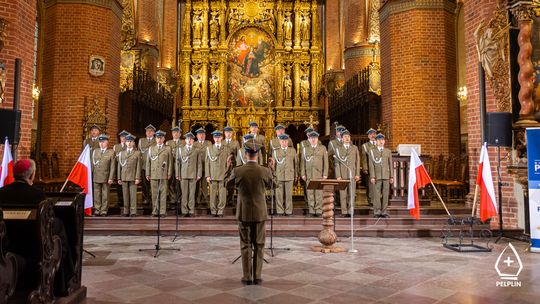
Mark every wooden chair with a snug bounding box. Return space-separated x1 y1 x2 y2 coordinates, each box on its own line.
0 210 17 304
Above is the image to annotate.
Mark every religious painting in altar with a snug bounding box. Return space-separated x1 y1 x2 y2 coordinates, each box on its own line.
227 27 274 107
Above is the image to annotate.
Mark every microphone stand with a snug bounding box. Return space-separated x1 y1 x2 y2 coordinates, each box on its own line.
139 161 180 257
266 166 290 257
333 155 357 253
172 172 181 242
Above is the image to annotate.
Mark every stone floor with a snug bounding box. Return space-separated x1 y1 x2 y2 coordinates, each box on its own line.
82 235 540 304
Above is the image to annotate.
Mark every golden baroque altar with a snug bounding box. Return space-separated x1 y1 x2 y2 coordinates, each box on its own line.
179 0 323 137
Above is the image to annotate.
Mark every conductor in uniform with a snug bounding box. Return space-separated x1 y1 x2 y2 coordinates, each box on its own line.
227 139 274 285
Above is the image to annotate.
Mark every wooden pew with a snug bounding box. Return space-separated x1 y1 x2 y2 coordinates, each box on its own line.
2 200 62 304
0 210 17 304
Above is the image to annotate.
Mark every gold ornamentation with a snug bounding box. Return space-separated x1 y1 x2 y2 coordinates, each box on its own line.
475 2 511 112
0 18 7 54
120 50 137 92
84 97 108 135
157 68 179 96
121 0 136 50
368 0 381 43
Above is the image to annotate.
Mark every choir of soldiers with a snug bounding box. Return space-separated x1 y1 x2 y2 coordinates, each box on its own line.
83 121 391 218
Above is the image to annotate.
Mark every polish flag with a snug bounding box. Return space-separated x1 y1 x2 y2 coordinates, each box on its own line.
66 145 93 215
0 137 14 188
477 143 498 222
407 149 432 219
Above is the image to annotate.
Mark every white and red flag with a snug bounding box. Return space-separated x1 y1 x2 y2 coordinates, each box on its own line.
0 137 14 188
407 149 432 219
477 143 498 222
65 145 93 215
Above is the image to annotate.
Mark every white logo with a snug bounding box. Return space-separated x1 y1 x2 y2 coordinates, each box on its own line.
495 243 523 287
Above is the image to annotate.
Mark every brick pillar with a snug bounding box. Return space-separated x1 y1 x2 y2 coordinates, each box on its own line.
464 0 520 228
325 0 341 72
161 0 178 70
0 0 37 159
380 0 459 156
343 0 372 80
40 0 122 176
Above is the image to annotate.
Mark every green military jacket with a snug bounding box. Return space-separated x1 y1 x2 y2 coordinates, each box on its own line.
117 149 141 182
223 138 240 166
205 144 232 181
269 137 294 157
138 137 156 169
361 141 377 171
272 147 298 182
84 137 100 150
176 145 202 179
333 143 361 179
113 142 127 156
145 145 173 179
166 139 184 158
91 148 116 183
368 147 394 181
300 143 328 179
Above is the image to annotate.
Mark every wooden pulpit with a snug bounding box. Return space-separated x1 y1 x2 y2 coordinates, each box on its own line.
307 179 350 253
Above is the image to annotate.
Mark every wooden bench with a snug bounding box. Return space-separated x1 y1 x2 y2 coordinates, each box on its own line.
430 154 469 203
2 200 62 304
0 210 17 304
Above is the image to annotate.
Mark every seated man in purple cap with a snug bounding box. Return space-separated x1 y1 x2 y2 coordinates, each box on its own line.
0 159 75 296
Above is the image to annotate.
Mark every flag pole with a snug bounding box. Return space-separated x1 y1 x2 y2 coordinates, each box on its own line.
470 184 479 217
59 178 69 193
429 181 452 217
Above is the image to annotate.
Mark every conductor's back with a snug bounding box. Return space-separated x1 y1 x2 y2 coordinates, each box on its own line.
230 162 273 222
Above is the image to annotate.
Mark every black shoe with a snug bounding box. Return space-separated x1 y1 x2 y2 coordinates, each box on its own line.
241 279 253 286
383 214 390 218
374 214 381 218
315 214 322 217
184 213 192 218
160 214 167 218
254 278 263 285
217 214 224 218
130 214 137 217
213 214 219 218
152 214 158 217
284 213 291 217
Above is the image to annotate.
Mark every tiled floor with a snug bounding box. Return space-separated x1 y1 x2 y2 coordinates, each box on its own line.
82 235 540 303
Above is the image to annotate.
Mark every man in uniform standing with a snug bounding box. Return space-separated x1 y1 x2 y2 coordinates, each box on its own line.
176 132 202 216
146 130 173 217
361 128 377 206
117 134 141 217
248 122 266 164
194 127 212 206
269 124 293 155
84 124 101 150
333 130 361 217
139 124 156 206
166 126 183 207
205 130 233 217
369 133 394 218
113 130 129 207
223 126 240 205
91 134 116 216
227 140 274 285
300 131 328 217
270 134 297 216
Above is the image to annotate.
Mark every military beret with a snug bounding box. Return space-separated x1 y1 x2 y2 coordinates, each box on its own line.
274 124 285 130
224 126 234 132
308 131 320 137
145 124 156 131
375 133 385 140
171 127 181 132
366 128 377 135
98 134 109 141
195 127 206 134
336 125 346 132
278 134 290 140
155 130 166 137
211 130 223 137
89 124 101 131
118 130 129 137
249 121 258 127
125 134 136 141
243 134 254 141
304 127 314 133
184 132 195 138
341 130 351 136
244 139 262 154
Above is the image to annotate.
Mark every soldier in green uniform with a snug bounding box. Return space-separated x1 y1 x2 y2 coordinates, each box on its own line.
299 126 314 208
205 130 233 217
299 126 314 150
237 134 263 166
91 134 116 216
227 139 274 285
248 122 266 165
268 124 293 155
270 134 298 216
113 130 129 206
117 134 141 217
83 124 101 150
361 128 377 206
145 130 173 217
139 124 156 206
194 127 212 206
300 131 328 217
176 132 202 216
334 130 361 217
166 126 183 207
223 126 240 205
369 133 394 218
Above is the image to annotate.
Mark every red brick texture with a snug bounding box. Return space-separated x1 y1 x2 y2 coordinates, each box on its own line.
464 0 519 228
0 0 37 159
380 2 459 157
40 1 121 176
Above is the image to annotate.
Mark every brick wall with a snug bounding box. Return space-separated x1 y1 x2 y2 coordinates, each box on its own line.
343 0 369 80
325 0 341 71
380 1 459 157
0 0 37 159
464 0 519 228
40 1 121 176
161 0 177 69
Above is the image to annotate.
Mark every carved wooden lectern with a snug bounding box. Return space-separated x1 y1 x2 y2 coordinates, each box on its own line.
307 179 350 253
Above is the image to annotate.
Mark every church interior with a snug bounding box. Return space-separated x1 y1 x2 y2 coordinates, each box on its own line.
1 0 540 303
